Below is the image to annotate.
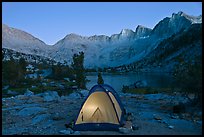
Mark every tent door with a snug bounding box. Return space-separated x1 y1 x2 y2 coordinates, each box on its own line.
89 107 104 122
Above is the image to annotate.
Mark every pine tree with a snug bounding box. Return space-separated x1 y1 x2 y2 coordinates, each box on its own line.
2 59 16 86
71 52 86 89
52 63 63 80
173 60 202 107
17 57 27 82
97 72 104 84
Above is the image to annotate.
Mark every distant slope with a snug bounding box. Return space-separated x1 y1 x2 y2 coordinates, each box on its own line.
2 24 51 57
129 23 202 72
2 48 59 65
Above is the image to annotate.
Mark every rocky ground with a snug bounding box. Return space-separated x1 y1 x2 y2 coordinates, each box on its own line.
2 90 202 135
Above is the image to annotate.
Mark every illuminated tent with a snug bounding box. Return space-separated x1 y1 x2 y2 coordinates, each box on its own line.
73 84 125 131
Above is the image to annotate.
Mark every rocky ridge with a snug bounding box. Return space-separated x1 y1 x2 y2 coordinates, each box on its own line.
2 11 202 68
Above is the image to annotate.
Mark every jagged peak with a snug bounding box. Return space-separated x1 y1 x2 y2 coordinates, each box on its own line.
121 29 134 34
135 25 152 32
88 34 109 40
135 25 152 37
171 11 202 23
120 29 134 36
178 11 185 16
66 33 81 37
172 11 188 18
64 33 84 39
136 25 146 29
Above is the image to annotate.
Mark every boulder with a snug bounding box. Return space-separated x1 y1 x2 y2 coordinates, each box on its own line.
180 113 191 120
43 92 53 102
193 112 202 121
43 91 60 102
35 93 44 97
71 86 78 90
79 90 89 97
168 125 174 129
32 114 51 125
60 96 67 100
72 131 80 135
59 130 71 135
124 121 133 129
162 120 168 124
31 85 36 88
24 89 34 96
41 120 54 129
15 95 29 100
64 78 70 82
173 96 189 104
52 112 65 120
42 83 47 86
3 85 9 90
49 81 56 87
7 90 18 96
27 96 44 103
67 92 81 99
2 98 6 102
154 114 162 120
59 128 73 135
22 103 39 107
119 127 132 134
134 80 148 88
17 107 47 116
170 114 179 119
3 103 41 111
132 124 139 130
58 84 65 90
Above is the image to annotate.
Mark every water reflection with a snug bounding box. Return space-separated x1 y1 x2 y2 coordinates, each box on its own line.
86 72 175 92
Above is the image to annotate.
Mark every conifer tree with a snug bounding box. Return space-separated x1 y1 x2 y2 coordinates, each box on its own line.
97 71 104 84
71 52 86 89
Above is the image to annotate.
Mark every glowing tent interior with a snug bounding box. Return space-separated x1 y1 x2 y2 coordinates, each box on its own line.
73 84 125 131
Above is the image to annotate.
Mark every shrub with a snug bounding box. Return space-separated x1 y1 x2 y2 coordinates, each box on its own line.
173 61 202 107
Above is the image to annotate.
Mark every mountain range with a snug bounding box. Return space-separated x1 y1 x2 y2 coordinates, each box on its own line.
2 11 202 70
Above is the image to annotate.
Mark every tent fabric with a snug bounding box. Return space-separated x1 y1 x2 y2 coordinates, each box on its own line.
75 92 119 124
73 84 125 131
73 123 120 131
108 92 122 121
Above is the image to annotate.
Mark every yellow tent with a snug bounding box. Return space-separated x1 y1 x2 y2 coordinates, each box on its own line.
73 84 125 131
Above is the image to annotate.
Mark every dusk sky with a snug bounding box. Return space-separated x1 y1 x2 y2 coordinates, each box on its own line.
2 2 202 45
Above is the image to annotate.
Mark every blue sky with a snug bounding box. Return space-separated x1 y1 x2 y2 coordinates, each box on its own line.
2 2 202 45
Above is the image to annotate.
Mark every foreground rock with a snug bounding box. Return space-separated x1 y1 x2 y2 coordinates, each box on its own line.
78 90 89 97
32 114 51 125
35 91 60 102
24 89 34 96
2 92 202 135
59 128 73 135
119 127 132 134
66 89 89 99
17 107 47 116
7 90 19 96
67 92 81 99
